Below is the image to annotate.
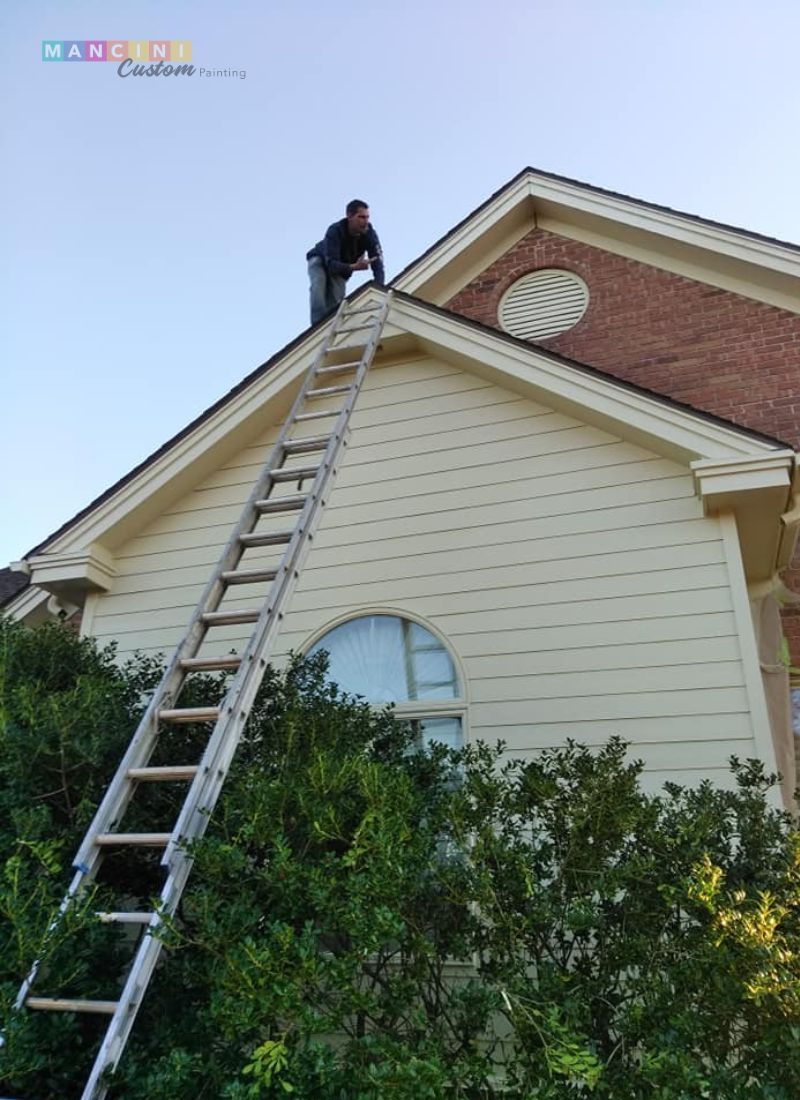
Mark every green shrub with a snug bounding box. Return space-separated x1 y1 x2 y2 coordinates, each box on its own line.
1 619 799 1098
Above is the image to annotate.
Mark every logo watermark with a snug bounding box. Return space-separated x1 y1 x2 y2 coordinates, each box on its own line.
41 41 247 79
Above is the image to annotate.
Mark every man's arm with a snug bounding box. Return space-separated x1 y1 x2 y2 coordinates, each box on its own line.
367 226 385 285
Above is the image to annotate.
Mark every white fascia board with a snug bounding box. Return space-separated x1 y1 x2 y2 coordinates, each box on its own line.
36 328 327 556
692 454 796 507
27 543 118 596
4 584 49 623
393 297 784 464
522 173 800 280
396 170 800 301
693 454 796 583
394 177 532 294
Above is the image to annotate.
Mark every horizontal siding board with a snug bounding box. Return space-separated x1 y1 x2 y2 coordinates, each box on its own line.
477 712 753 748
357 359 473 396
343 410 591 466
276 612 739 664
285 581 734 626
468 687 750 726
450 612 738 652
638 770 741 791
117 489 701 560
357 395 549 441
314 489 701 549
177 424 669 519
97 566 733 626
302 518 713 575
93 616 255 653
457 637 742 677
333 426 622 489
105 557 730 612
309 485 701 555
499 739 751 772
280 566 732 629
109 534 723 597
327 440 673 515
357 377 525 421
469 661 743 702
325 464 693 520
294 542 725 595
94 587 274 626
356 391 555 436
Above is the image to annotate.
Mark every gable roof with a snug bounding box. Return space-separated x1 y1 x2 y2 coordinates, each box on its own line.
6 285 795 623
14 286 796 567
14 285 792 561
0 567 29 608
8 165 800 619
15 168 800 570
392 168 800 313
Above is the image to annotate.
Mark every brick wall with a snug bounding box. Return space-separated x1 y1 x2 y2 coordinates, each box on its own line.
446 228 800 662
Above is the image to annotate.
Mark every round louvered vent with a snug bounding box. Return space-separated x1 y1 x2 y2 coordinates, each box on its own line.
498 269 589 340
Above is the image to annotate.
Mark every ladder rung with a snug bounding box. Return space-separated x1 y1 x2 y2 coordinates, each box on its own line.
96 911 156 924
315 360 360 376
221 567 278 585
340 304 379 317
270 465 319 483
239 530 293 547
306 384 352 399
159 706 220 723
202 609 260 626
26 997 119 1015
94 833 171 847
180 655 242 671
282 434 331 454
127 766 199 781
294 408 340 422
255 494 306 514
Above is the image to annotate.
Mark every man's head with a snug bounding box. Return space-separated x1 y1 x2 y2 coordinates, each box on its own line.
346 200 370 235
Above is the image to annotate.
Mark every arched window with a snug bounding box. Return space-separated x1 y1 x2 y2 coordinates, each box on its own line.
307 614 465 749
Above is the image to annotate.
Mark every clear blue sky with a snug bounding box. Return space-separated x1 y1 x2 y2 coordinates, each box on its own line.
2 0 800 567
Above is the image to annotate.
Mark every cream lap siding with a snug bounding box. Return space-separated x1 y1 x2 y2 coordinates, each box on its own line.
90 356 752 786
88 420 284 658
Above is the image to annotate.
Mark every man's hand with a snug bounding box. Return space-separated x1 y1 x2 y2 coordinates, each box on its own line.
351 253 372 272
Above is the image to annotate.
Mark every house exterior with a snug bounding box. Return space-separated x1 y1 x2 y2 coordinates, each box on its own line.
4 169 799 807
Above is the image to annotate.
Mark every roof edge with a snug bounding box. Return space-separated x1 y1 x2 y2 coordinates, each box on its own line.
19 283 792 562
391 166 800 293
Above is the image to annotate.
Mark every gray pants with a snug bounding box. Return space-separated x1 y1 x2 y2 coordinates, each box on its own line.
308 256 347 326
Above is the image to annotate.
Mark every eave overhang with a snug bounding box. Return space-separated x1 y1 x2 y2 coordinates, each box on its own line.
25 544 117 602
393 169 800 313
692 454 798 582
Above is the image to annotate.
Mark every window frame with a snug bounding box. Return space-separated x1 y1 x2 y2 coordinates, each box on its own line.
303 611 469 748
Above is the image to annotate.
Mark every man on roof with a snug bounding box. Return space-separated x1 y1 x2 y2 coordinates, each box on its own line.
306 200 385 326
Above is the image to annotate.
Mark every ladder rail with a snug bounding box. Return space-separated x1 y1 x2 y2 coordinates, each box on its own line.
165 290 392 864
69 297 357 878
92 292 391 1092
7 290 393 1100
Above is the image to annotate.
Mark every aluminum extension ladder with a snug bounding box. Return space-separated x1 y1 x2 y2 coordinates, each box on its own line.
4 291 392 1100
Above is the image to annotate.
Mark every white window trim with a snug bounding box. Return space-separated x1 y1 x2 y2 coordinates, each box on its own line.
303 610 469 747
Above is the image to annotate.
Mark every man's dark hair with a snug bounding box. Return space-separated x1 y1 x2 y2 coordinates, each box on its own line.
346 199 368 216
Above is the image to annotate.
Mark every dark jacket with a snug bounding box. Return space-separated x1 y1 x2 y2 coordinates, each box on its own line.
307 219 385 285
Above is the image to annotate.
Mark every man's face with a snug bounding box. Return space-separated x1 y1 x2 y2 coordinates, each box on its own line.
347 206 370 235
